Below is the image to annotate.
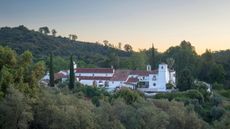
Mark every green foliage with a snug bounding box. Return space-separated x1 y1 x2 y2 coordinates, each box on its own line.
123 44 133 52
0 46 45 97
49 53 54 87
162 40 199 77
113 88 141 104
177 68 194 91
166 82 174 89
130 52 147 70
152 99 209 129
1 26 230 128
210 96 222 106
218 89 230 98
213 112 230 129
0 26 131 68
74 86 110 106
69 55 75 90
0 87 33 129
199 50 226 83
212 82 224 90
154 90 204 104
38 26 50 35
210 106 225 121
30 87 96 129
0 46 17 70
149 44 157 69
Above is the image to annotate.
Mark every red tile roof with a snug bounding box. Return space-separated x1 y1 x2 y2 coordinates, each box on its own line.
75 68 114 73
126 77 139 83
77 76 112 81
130 70 158 76
54 72 67 80
110 70 130 81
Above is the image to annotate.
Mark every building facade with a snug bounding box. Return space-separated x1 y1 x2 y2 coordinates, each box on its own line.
42 63 176 93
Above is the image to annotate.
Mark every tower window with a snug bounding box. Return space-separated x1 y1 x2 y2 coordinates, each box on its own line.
153 75 156 80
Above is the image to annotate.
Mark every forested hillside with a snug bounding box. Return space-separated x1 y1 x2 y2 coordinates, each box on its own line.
0 26 131 67
0 46 229 129
0 26 230 129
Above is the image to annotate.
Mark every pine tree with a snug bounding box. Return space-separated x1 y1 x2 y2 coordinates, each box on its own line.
177 68 194 91
150 44 156 69
69 55 75 90
49 53 54 87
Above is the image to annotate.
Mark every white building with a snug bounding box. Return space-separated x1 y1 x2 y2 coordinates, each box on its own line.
42 63 176 93
137 64 176 93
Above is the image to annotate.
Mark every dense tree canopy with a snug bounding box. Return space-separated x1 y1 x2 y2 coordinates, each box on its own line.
0 26 230 129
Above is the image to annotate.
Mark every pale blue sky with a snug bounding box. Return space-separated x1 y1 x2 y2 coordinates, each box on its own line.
1 0 230 53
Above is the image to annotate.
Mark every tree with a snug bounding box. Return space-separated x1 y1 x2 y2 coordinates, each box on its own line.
103 40 109 47
177 68 194 91
118 42 122 49
0 46 17 70
49 53 54 87
166 58 175 70
124 44 133 52
0 88 33 129
163 40 199 78
38 26 50 35
71 34 78 41
0 66 13 94
69 55 75 90
106 53 120 69
199 50 225 83
68 34 78 41
131 52 147 70
51 29 57 37
150 44 156 69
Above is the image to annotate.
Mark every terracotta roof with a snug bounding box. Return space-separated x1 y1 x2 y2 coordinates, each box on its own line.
126 77 139 83
77 76 112 81
110 70 130 81
130 70 158 76
54 72 67 80
75 68 114 73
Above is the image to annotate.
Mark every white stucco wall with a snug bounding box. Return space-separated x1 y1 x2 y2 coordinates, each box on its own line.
75 73 113 77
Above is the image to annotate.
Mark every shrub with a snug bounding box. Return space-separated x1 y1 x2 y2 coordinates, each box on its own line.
113 88 140 104
210 106 225 121
212 82 224 90
210 95 222 106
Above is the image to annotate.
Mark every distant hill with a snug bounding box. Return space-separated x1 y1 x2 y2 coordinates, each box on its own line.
0 25 131 66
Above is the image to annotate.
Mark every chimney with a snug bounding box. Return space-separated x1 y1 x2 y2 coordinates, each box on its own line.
73 61 77 69
146 65 151 71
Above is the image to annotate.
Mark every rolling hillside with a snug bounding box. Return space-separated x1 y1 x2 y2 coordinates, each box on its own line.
0 25 130 66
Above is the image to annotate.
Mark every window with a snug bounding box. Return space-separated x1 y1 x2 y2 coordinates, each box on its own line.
153 83 156 86
79 74 81 76
153 75 156 80
161 66 163 69
137 82 149 88
105 81 109 87
92 74 94 76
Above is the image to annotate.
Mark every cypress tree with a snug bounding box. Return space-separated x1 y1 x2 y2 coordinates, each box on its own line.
49 53 54 87
150 44 156 69
69 55 75 90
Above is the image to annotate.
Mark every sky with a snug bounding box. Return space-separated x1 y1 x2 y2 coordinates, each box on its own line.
1 0 230 54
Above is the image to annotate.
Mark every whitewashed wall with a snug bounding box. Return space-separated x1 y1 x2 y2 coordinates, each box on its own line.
75 73 113 77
